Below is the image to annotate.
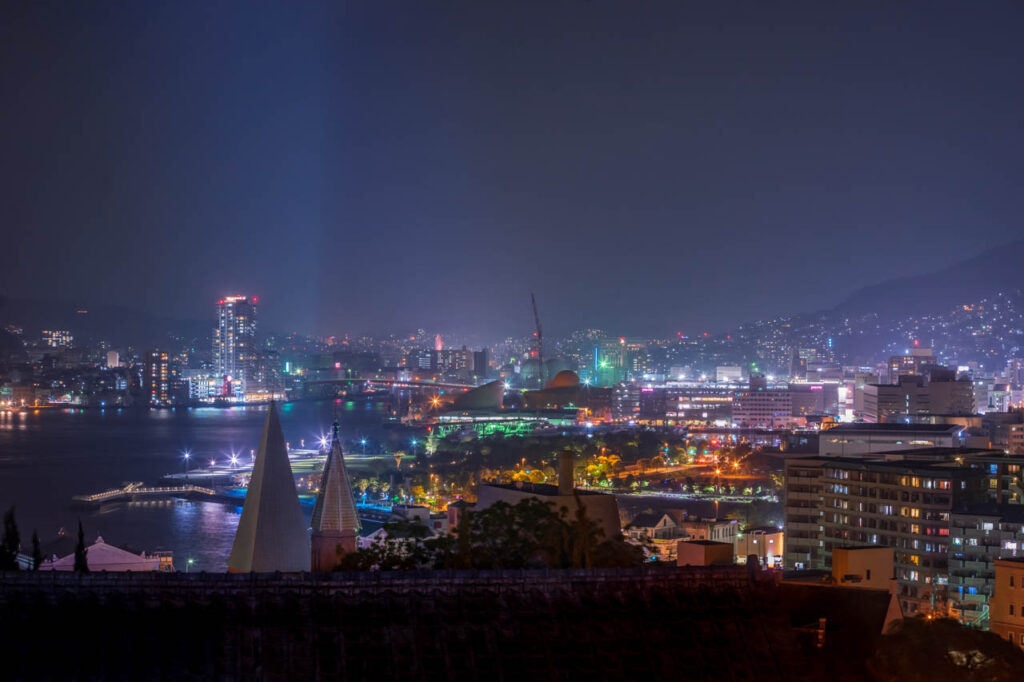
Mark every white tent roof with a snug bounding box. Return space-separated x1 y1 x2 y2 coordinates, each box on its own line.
41 536 160 572
227 402 310 572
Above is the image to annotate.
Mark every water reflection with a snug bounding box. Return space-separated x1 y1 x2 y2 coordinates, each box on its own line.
0 400 389 572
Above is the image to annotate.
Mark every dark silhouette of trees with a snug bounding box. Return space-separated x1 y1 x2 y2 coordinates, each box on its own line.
73 520 89 573
867 617 1024 681
31 530 42 570
339 498 642 572
0 506 20 570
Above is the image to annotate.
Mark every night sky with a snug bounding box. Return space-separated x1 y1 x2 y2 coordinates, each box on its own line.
4 2 1024 338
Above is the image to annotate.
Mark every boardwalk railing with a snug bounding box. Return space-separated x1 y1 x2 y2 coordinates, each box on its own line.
73 483 218 504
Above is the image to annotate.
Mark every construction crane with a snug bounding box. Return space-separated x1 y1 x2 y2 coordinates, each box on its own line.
530 292 544 387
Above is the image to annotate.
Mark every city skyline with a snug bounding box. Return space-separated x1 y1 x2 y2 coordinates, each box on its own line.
8 4 1024 677
4 233 1024 354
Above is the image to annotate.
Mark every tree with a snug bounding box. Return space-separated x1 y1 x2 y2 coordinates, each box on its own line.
339 498 644 572
73 520 89 573
867 617 1024 681
453 508 473 569
569 493 601 569
0 506 19 570
31 530 42 570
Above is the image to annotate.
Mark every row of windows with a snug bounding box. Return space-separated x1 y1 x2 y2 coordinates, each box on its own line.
824 469 952 489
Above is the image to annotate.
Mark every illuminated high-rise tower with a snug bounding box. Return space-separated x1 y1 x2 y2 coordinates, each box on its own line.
214 295 257 397
142 350 170 406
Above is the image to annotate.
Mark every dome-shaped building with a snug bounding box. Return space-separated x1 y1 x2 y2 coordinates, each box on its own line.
545 370 580 390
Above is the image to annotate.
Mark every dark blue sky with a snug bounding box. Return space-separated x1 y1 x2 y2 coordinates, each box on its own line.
3 2 1023 338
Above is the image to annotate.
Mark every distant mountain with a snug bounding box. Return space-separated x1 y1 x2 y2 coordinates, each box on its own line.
0 296 211 349
835 238 1024 318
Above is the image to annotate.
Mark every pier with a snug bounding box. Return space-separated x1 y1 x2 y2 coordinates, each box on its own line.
71 482 230 508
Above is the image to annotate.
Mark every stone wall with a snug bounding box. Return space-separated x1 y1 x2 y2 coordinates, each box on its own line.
0 565 860 681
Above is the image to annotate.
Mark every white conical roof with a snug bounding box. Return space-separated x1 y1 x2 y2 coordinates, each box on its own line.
311 423 361 535
228 402 309 572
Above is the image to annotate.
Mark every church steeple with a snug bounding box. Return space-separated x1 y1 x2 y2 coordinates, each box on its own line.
310 422 361 571
227 402 309 573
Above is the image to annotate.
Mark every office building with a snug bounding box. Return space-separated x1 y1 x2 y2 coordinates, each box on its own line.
732 389 795 429
105 350 120 369
862 376 930 423
214 295 258 397
434 347 473 372
473 349 490 378
861 370 974 423
928 368 977 415
818 423 966 457
664 386 735 422
612 383 640 421
790 348 818 381
407 349 433 370
142 351 170 406
887 348 936 383
622 340 648 381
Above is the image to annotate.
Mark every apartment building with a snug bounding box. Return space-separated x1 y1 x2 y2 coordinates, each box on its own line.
784 456 988 615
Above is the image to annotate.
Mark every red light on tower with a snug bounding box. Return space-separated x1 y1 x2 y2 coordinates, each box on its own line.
913 339 919 347
252 296 258 303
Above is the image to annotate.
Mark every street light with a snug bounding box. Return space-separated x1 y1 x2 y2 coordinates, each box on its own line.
183 451 191 480
186 558 195 573
360 438 367 455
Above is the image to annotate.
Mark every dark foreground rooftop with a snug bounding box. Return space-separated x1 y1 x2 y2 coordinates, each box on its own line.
0 566 890 681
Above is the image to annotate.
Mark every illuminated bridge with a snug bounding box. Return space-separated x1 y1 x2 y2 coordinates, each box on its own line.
303 377 477 399
71 482 223 508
